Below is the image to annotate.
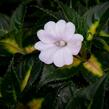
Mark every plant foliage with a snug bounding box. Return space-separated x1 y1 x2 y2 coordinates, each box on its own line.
0 0 109 109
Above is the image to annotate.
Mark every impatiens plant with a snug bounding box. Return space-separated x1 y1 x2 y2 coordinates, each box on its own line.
0 0 109 109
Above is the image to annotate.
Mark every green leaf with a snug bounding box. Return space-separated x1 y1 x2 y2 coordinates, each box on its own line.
65 74 107 109
87 75 107 109
1 68 19 105
95 38 109 52
0 4 28 55
1 53 43 106
0 4 35 55
10 4 26 48
57 1 87 35
99 31 109 37
10 4 26 32
0 14 9 37
33 5 58 20
84 2 109 41
38 65 79 88
84 2 109 26
0 31 35 55
13 53 43 92
97 8 109 36
53 82 77 109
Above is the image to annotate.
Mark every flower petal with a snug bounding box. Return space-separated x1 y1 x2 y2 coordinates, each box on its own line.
63 22 75 41
39 46 59 64
44 21 56 37
34 41 55 50
66 22 75 34
72 34 84 41
65 22 75 37
55 20 66 38
67 34 83 55
53 47 73 67
37 30 56 43
67 39 83 55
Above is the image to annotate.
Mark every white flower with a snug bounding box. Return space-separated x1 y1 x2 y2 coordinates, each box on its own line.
34 20 84 67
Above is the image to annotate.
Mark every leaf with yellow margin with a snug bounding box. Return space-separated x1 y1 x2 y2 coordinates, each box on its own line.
99 30 109 37
28 98 44 109
20 64 33 92
97 38 109 52
0 38 36 54
83 55 104 77
87 20 99 41
0 38 25 54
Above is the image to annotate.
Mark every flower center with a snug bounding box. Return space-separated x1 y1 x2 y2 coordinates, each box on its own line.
55 40 67 47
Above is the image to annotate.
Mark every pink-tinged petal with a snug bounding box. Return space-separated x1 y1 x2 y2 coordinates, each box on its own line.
34 41 55 50
55 20 66 39
63 22 75 41
64 48 73 65
67 39 83 55
72 34 84 41
67 34 83 55
53 47 73 67
66 22 75 34
44 21 56 37
39 46 59 64
37 30 56 43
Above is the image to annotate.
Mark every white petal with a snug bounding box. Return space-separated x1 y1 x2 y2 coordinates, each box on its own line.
39 46 59 64
53 47 73 67
55 21 76 41
44 21 56 37
37 30 56 43
72 34 84 41
66 22 75 34
67 39 83 55
67 34 83 55
34 41 55 50
63 22 75 41
55 20 66 38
